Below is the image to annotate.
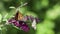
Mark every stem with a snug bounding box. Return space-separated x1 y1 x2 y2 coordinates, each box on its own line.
16 2 28 12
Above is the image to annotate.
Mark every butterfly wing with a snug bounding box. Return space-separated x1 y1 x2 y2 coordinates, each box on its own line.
15 11 23 20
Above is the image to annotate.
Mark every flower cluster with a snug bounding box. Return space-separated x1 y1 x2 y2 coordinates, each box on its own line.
8 15 40 32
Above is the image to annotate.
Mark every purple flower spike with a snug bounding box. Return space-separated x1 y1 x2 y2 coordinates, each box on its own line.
8 15 40 32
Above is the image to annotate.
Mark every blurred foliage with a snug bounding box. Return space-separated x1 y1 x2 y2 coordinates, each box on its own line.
0 0 60 34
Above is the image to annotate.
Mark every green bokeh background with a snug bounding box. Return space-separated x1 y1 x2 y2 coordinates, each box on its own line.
0 0 60 34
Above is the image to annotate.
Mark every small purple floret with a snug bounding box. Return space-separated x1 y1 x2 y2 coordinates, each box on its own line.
13 21 20 27
21 25 30 32
18 21 30 32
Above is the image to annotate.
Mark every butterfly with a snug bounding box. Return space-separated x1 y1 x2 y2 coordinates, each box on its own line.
14 11 24 21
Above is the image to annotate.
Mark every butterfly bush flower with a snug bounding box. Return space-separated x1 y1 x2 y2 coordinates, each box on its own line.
8 18 30 32
7 15 40 32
